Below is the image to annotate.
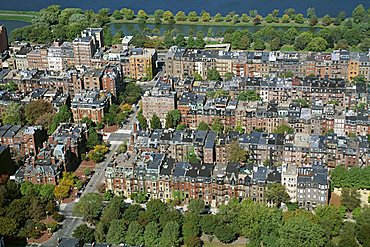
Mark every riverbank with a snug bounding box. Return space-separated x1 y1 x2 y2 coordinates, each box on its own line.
0 9 330 29
0 10 37 22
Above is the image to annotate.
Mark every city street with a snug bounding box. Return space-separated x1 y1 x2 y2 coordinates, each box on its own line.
41 113 135 246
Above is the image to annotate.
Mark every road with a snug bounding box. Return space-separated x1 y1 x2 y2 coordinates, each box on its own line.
41 115 135 246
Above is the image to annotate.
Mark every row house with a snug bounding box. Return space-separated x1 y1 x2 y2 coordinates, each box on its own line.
106 152 317 208
71 90 111 123
12 123 87 185
165 47 370 81
131 127 370 169
0 124 47 158
141 80 176 123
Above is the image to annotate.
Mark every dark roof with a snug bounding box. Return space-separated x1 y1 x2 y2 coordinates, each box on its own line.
0 124 12 137
57 238 80 247
0 145 7 154
3 125 21 138
204 131 216 148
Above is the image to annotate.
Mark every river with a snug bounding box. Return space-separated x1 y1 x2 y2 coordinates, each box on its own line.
1 0 368 17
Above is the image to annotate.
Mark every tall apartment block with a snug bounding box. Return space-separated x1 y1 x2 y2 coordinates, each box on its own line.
0 25 8 53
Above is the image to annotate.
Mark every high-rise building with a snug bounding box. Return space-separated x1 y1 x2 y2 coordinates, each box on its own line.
81 28 104 48
73 36 95 67
0 25 8 53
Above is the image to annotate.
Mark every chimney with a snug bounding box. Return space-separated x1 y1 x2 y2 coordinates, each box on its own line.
133 122 138 133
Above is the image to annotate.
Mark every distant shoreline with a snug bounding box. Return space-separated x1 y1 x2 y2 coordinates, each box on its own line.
0 8 345 30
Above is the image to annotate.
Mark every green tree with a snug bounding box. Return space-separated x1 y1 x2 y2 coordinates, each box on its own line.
237 90 260 101
306 7 316 18
294 13 304 24
39 184 55 201
87 127 100 149
137 109 148 130
279 216 326 247
106 219 127 244
73 224 95 243
137 9 148 21
150 113 162 129
294 32 313 50
176 124 186 130
224 72 234 81
24 100 54 129
18 219 44 239
270 37 281 51
356 207 370 247
273 124 294 134
253 15 262 25
266 183 290 207
241 13 250 22
200 214 217 234
183 213 199 235
314 205 342 238
188 11 199 22
73 192 103 223
2 102 25 125
100 196 125 223
341 188 361 212
201 11 211 22
321 14 332 26
174 33 186 47
123 204 143 222
125 221 144 246
175 11 187 21
228 140 248 163
96 8 110 26
146 199 169 221
112 10 123 20
309 16 318 26
50 105 72 134
282 28 298 45
20 182 39 197
352 4 366 23
87 145 109 163
184 235 202 247
159 221 180 247
165 109 181 129
265 14 274 23
163 11 175 24
337 222 359 247
186 36 195 48
214 13 223 22
253 39 266 50
94 221 109 243
214 224 237 243
197 121 209 131
0 217 18 237
163 30 175 49
195 31 205 49
188 199 205 214
131 191 148 203
305 37 328 52
281 14 290 23
154 9 164 19
211 118 224 133
207 68 221 81
144 221 160 246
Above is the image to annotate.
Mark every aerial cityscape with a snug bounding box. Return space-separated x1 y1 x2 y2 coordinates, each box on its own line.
0 1 369 247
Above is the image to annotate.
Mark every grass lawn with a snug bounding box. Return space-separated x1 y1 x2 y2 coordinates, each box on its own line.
0 10 37 22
